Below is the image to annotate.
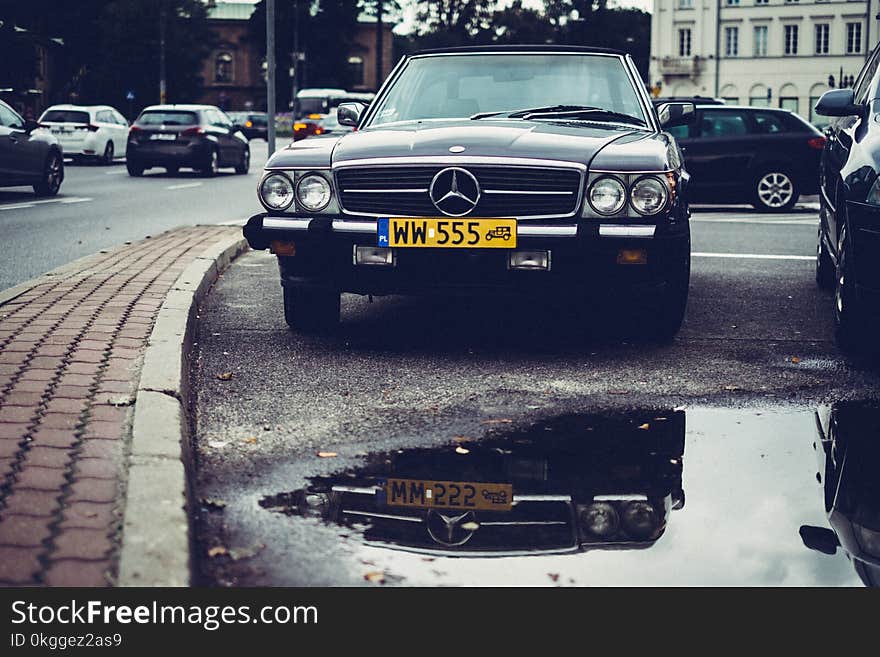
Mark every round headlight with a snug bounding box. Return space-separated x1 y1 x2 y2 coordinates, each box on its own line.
630 176 668 215
300 492 330 518
580 503 619 537
621 501 658 540
259 173 294 210
296 173 332 211
588 177 626 215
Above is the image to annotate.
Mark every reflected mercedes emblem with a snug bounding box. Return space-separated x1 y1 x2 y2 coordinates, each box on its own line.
429 167 480 217
448 145 466 153
425 510 478 546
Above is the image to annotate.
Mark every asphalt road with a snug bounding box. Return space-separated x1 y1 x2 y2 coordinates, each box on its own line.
0 141 269 291
191 202 880 587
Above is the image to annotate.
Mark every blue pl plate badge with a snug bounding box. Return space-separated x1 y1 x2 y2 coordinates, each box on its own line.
377 218 390 246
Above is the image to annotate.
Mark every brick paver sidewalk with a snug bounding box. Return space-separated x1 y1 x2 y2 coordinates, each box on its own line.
0 226 240 586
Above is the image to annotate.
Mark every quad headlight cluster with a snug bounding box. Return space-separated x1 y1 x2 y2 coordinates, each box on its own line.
577 500 662 542
586 173 671 217
258 171 334 212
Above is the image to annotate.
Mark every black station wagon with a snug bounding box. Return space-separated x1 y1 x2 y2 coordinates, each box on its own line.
244 46 695 339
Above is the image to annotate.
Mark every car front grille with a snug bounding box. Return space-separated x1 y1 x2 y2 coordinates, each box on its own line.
335 165 583 219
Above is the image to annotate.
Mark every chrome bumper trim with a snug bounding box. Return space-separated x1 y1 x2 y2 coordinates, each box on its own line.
599 224 656 238
262 217 579 238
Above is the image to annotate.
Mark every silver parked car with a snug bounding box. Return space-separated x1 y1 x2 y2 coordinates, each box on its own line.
0 100 64 196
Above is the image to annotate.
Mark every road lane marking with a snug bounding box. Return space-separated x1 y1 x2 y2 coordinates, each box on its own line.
218 218 247 226
691 217 817 225
693 252 813 261
105 170 128 175
166 182 204 190
0 197 92 211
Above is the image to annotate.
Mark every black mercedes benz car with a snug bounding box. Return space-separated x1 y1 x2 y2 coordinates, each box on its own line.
814 40 880 354
126 104 250 176
244 46 694 339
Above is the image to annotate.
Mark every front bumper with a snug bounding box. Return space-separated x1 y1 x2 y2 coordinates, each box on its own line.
126 140 212 167
243 214 690 296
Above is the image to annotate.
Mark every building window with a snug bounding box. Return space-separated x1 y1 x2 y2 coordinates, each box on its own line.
784 25 798 55
725 27 739 57
679 0 694 7
847 22 862 54
750 95 771 107
815 23 829 55
726 0 740 5
678 28 692 57
754 25 768 57
784 0 799 3
214 52 234 83
347 56 364 86
779 97 799 113
755 0 768 4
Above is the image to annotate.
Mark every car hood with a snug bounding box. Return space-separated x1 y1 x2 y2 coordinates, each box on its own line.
267 119 675 171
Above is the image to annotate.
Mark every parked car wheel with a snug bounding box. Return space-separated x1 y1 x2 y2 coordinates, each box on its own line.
816 226 835 289
235 147 250 175
102 140 114 165
645 248 691 342
33 151 63 197
752 169 798 212
127 160 145 176
202 147 220 177
833 223 875 353
283 287 340 332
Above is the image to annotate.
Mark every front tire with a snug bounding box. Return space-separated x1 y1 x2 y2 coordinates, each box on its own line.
102 140 114 165
816 226 835 289
127 160 145 176
283 287 340 333
833 222 875 354
752 169 798 212
202 147 219 177
234 147 250 174
645 249 691 342
33 151 63 196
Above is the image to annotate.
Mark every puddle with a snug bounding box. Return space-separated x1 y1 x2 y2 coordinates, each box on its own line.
254 404 877 586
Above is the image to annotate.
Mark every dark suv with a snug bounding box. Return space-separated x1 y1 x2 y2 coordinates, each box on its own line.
244 46 695 340
126 104 250 176
815 40 880 354
666 105 825 211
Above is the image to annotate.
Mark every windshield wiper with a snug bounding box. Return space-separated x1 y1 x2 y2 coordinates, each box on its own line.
471 104 646 127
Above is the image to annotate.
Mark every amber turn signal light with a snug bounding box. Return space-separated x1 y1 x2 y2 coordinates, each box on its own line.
617 249 647 265
270 240 296 256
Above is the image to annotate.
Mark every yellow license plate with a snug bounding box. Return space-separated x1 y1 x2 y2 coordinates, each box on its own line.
383 478 513 511
377 218 516 248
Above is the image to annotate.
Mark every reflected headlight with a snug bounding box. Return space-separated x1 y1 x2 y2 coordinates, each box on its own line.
621 501 658 540
580 502 620 537
630 176 668 215
300 492 331 518
259 173 295 211
588 176 627 215
296 173 332 211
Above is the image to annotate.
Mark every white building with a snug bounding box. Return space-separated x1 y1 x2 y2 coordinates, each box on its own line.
649 0 880 124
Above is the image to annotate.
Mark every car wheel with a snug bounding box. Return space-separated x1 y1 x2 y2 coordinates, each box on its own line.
127 160 145 176
203 148 219 177
833 222 875 354
102 140 114 165
637 241 690 343
283 287 340 333
235 147 250 174
816 226 835 289
752 169 799 212
33 151 63 196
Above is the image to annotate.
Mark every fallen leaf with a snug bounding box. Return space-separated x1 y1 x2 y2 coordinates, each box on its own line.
791 357 801 364
216 372 233 381
201 498 227 510
455 446 470 455
480 418 513 425
364 571 385 584
207 546 228 558
452 435 473 443
107 395 134 407
208 441 228 449
317 451 338 458
637 423 650 430
243 437 257 444
548 573 560 582
723 385 740 391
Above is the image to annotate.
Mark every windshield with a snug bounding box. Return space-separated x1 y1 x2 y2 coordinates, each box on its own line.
367 53 648 127
136 111 198 126
40 110 90 124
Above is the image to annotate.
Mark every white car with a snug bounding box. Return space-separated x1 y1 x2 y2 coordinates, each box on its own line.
38 104 129 164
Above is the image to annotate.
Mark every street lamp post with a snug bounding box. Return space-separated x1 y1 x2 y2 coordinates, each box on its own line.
159 2 167 104
267 0 276 154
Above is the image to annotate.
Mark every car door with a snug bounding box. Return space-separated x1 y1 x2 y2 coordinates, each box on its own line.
111 109 129 156
823 45 880 243
0 102 43 182
678 108 755 200
95 109 115 155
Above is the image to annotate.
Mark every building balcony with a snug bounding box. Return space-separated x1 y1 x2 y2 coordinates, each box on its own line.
659 56 703 78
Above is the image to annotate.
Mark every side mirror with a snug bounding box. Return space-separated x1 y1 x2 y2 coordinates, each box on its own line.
23 118 40 133
815 88 862 117
337 102 366 128
656 102 696 129
799 525 840 556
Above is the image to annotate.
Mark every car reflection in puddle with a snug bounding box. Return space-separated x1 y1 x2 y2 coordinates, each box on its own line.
801 401 880 586
261 411 686 558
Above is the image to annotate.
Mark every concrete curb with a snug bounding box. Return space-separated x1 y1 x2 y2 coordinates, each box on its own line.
118 233 249 587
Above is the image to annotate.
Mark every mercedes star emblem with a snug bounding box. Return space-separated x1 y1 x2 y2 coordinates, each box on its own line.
448 145 466 153
429 167 480 217
425 510 479 546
